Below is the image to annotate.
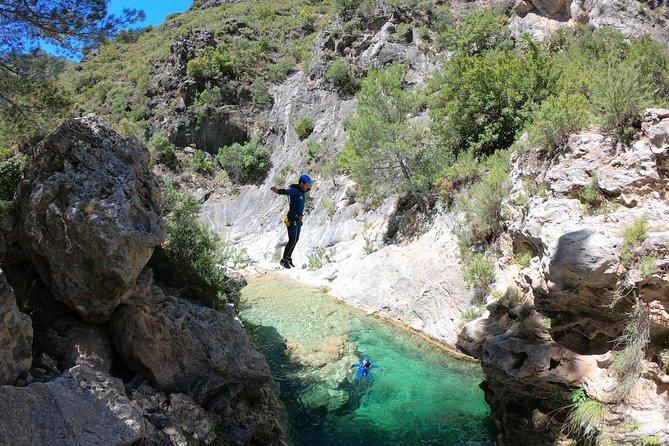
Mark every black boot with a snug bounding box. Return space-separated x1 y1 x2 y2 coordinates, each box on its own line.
280 258 291 269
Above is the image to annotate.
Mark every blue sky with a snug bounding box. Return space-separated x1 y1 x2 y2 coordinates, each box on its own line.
40 0 192 58
108 0 193 28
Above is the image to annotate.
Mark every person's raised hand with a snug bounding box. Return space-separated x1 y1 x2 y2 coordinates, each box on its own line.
271 186 278 193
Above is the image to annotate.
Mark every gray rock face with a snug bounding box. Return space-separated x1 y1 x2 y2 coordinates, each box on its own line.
511 0 669 43
546 229 621 289
466 109 669 444
0 365 146 445
16 115 165 322
110 274 270 410
0 209 26 265
0 268 32 385
130 383 218 446
34 317 114 373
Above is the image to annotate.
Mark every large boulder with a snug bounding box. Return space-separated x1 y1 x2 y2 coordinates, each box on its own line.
110 271 271 411
16 115 165 323
0 365 146 445
0 267 32 384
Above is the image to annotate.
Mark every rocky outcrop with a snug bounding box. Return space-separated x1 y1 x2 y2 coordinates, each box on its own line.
460 110 669 444
0 268 32 385
147 29 249 153
0 365 146 445
111 270 271 410
16 115 165 323
511 0 669 43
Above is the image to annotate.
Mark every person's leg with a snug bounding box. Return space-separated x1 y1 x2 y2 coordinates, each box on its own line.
284 224 300 261
282 225 299 264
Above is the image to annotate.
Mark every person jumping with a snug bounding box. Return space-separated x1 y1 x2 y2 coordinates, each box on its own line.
270 174 312 269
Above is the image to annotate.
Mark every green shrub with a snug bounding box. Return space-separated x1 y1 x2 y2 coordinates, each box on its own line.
620 217 648 268
331 0 359 19
610 303 650 400
528 92 590 151
514 252 533 268
215 139 271 184
590 60 653 142
340 64 436 211
464 253 495 305
430 45 555 159
249 78 273 109
325 59 358 95
456 151 510 248
641 435 661 445
438 8 512 55
190 149 213 176
458 306 483 330
159 187 230 307
147 132 179 170
0 153 24 201
295 117 314 140
307 246 334 270
563 390 607 445
187 44 237 84
578 171 603 210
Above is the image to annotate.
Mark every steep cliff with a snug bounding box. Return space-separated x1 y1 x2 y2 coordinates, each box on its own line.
458 109 669 445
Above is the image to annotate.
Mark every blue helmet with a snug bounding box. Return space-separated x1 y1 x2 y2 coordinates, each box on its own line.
299 174 312 184
363 356 370 362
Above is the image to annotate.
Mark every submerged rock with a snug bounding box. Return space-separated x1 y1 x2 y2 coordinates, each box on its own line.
16 115 165 323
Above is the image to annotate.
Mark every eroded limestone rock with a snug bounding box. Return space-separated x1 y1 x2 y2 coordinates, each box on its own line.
0 365 145 445
0 267 32 385
110 271 270 410
16 115 165 322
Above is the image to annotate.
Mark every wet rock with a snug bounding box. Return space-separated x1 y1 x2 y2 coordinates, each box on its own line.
0 267 32 384
16 115 165 323
298 384 349 414
0 365 146 445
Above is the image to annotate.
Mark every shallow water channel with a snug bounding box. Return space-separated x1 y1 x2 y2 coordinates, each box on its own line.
239 273 497 446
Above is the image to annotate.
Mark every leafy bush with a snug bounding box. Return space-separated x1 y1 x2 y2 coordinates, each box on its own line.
340 64 437 210
147 132 178 170
187 44 237 84
464 253 495 304
456 151 510 249
438 8 512 55
620 217 648 268
0 153 24 201
578 170 603 210
215 139 271 184
295 117 314 140
590 61 653 142
430 45 555 159
158 187 230 307
325 59 358 95
190 149 213 176
528 92 590 151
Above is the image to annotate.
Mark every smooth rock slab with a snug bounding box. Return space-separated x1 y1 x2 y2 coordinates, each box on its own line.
0 365 145 445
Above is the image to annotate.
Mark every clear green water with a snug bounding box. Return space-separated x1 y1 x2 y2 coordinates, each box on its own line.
240 273 497 446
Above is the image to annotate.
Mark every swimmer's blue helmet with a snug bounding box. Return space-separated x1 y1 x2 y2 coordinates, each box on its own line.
363 356 370 362
299 174 312 184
